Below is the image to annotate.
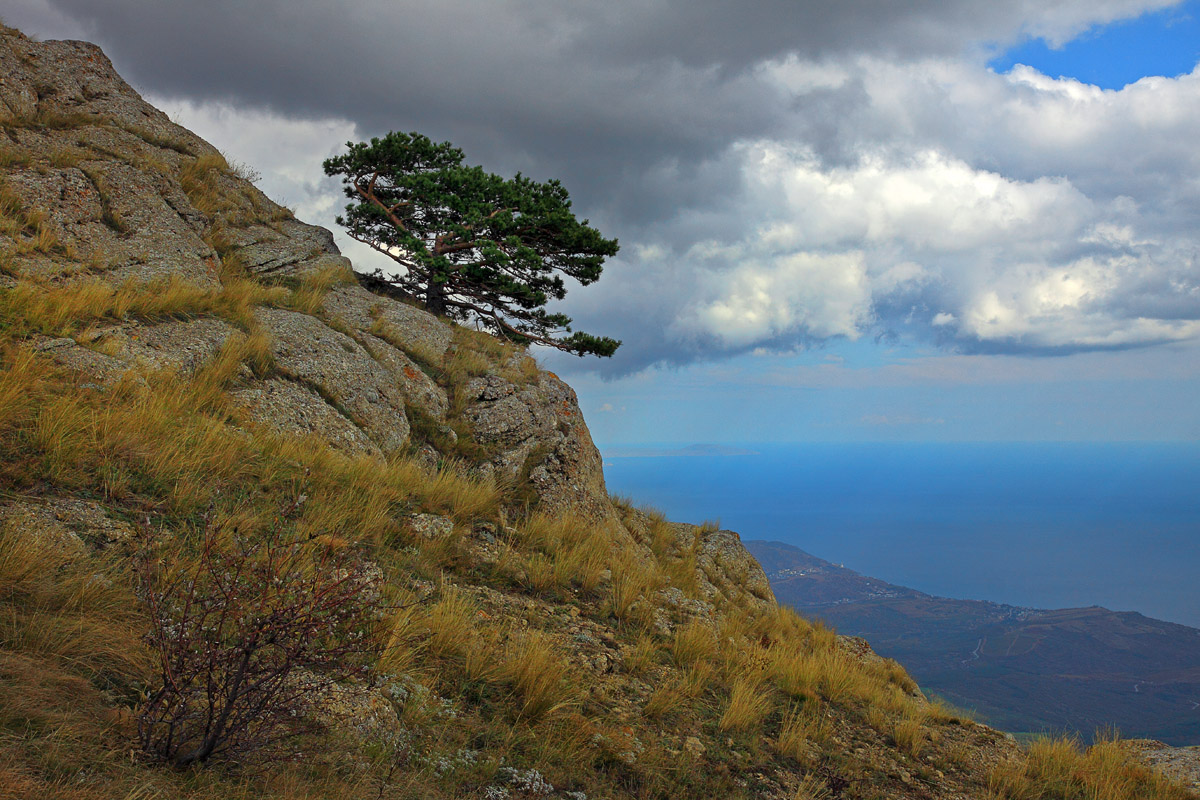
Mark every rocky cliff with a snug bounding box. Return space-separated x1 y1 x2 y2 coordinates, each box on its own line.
0 23 1193 800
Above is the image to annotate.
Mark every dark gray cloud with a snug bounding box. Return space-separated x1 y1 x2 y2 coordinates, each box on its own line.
8 0 1199 377
13 0 1173 216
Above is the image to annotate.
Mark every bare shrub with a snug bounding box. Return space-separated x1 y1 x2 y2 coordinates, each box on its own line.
136 498 382 767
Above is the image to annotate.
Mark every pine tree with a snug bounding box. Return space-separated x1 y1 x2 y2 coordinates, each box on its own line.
324 132 620 357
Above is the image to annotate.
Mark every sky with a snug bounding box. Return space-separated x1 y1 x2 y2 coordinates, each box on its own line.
7 0 1200 444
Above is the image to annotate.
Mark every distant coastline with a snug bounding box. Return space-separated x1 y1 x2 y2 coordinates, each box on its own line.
603 441 1200 628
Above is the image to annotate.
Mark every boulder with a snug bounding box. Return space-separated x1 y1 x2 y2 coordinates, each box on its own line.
321 283 452 361
0 497 134 552
224 218 352 279
359 333 449 420
462 371 612 522
34 317 238 384
230 378 381 457
254 308 410 453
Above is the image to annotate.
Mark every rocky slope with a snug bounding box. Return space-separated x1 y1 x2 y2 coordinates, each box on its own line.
0 23 1194 800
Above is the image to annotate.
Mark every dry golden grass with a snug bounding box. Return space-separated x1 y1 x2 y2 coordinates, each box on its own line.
0 142 33 169
0 347 47 434
0 275 289 337
881 656 920 694
670 618 718 667
177 151 284 227
424 588 480 661
0 109 96 132
643 683 683 719
773 702 830 761
644 510 674 554
767 636 916 714
179 153 232 216
367 316 444 374
522 551 556 594
762 603 815 642
679 662 715 699
793 773 832 800
769 642 822 701
434 325 539 401
286 264 356 315
47 146 87 169
986 734 1194 800
510 512 611 595
926 695 969 723
552 527 609 592
498 628 576 720
644 660 714 719
659 547 700 598
0 179 75 260
0 523 150 684
622 633 660 675
190 329 273 402
719 675 772 733
1 330 498 533
410 459 501 520
518 512 578 552
891 715 926 758
608 552 659 625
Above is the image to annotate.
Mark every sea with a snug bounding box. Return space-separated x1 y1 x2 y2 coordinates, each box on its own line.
600 442 1200 628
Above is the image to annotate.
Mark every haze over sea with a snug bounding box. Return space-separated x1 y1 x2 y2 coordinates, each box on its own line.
601 442 1200 628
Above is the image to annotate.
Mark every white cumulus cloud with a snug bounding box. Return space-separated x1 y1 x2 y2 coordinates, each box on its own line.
638 58 1200 361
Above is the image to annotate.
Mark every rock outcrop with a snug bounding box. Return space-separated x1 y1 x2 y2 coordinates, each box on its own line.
0 24 620 517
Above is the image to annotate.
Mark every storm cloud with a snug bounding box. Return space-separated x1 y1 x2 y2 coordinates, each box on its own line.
7 0 1199 375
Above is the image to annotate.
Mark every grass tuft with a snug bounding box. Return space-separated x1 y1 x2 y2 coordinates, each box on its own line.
498 628 576 720
986 734 1194 800
719 676 772 733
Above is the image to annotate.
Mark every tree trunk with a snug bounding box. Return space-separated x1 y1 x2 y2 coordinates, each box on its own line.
425 280 446 317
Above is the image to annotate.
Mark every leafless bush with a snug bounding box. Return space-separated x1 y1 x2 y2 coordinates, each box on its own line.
136 497 382 767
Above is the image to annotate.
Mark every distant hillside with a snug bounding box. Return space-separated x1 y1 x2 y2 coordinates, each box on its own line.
746 540 1200 746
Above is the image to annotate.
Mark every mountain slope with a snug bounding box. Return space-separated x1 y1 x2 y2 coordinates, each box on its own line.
0 22 1193 800
747 539 1200 745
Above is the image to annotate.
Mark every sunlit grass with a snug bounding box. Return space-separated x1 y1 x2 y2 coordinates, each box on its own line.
986 734 1194 800
0 275 289 338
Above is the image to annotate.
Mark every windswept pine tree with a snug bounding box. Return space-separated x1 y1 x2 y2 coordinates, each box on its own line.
324 132 621 357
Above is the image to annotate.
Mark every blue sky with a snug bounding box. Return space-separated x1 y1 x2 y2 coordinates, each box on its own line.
989 0 1200 89
11 0 1200 446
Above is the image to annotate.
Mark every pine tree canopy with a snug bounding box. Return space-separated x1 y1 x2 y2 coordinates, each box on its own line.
323 132 621 357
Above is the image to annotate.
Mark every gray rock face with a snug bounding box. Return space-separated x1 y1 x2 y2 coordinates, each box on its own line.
0 27 341 288
321 284 452 360
359 333 448 420
109 317 239 375
33 317 238 384
34 335 132 387
406 513 455 540
0 35 210 154
0 497 133 552
230 378 381 457
226 218 352 279
254 308 410 454
695 527 776 610
463 371 612 522
2 157 221 287
1128 740 1200 792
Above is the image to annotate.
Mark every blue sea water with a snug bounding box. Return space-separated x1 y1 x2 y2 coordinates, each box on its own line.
600 442 1200 628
